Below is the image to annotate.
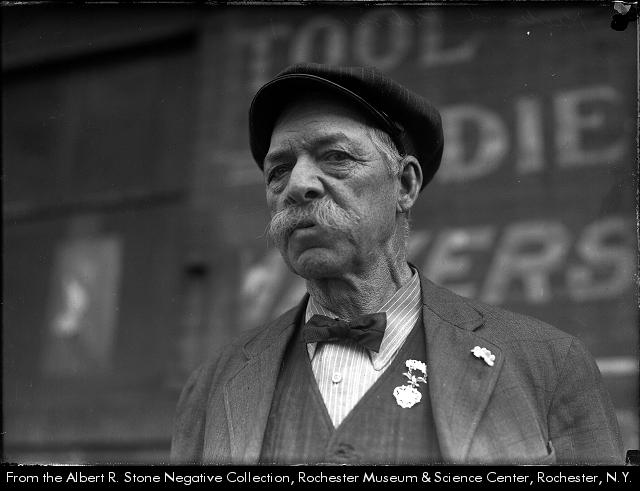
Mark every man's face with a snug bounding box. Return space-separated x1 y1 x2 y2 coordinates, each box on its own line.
264 96 400 280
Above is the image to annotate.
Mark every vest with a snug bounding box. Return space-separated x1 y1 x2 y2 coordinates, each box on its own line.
259 313 441 464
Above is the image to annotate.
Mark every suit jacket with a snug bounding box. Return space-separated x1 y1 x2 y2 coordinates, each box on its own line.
170 273 623 464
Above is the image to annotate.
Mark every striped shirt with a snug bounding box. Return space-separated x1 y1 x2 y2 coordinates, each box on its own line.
304 269 422 427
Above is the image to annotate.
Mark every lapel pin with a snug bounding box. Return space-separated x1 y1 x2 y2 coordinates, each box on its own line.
393 359 427 408
471 346 495 366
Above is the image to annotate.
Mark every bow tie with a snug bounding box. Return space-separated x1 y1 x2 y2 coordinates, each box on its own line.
302 313 387 353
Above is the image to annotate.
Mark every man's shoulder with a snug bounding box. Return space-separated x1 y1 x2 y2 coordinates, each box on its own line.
465 294 599 380
421 276 572 343
422 278 581 367
185 300 304 386
171 304 303 463
468 298 573 343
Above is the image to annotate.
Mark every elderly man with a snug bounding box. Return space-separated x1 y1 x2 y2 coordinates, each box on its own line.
171 63 623 464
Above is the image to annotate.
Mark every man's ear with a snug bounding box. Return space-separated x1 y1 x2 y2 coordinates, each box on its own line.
396 156 422 213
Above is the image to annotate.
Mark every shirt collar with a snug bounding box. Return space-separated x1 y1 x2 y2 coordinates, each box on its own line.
304 267 422 370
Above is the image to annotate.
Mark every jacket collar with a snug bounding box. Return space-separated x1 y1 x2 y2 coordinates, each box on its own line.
419 275 484 331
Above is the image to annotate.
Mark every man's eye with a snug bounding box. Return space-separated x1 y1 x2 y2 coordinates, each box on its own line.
322 150 351 162
267 165 290 183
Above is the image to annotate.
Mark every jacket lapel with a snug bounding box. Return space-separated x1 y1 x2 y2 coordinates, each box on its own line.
223 297 306 463
420 275 504 462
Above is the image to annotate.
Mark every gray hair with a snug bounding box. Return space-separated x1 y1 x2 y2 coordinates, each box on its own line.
367 127 404 176
367 127 412 247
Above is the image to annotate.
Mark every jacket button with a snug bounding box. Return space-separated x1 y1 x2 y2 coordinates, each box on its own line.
333 443 359 462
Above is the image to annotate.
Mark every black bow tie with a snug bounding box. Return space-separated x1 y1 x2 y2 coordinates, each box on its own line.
302 313 387 353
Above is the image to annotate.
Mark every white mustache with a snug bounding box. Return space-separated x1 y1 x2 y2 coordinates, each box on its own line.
266 199 360 248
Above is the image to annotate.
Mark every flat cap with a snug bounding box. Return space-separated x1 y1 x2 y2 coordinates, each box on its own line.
249 63 444 190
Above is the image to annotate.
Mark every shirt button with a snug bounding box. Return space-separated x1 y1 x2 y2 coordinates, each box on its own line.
331 372 343 384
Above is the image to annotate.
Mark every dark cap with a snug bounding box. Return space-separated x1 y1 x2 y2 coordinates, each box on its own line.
249 63 444 190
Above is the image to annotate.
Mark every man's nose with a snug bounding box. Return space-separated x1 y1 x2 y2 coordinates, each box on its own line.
285 157 324 205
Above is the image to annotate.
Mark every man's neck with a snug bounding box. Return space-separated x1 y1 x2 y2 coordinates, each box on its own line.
306 259 413 319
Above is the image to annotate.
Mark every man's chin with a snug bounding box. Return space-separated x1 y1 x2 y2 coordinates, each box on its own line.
286 249 344 280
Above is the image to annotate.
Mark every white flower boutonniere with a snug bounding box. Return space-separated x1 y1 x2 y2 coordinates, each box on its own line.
471 346 496 366
393 359 428 408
